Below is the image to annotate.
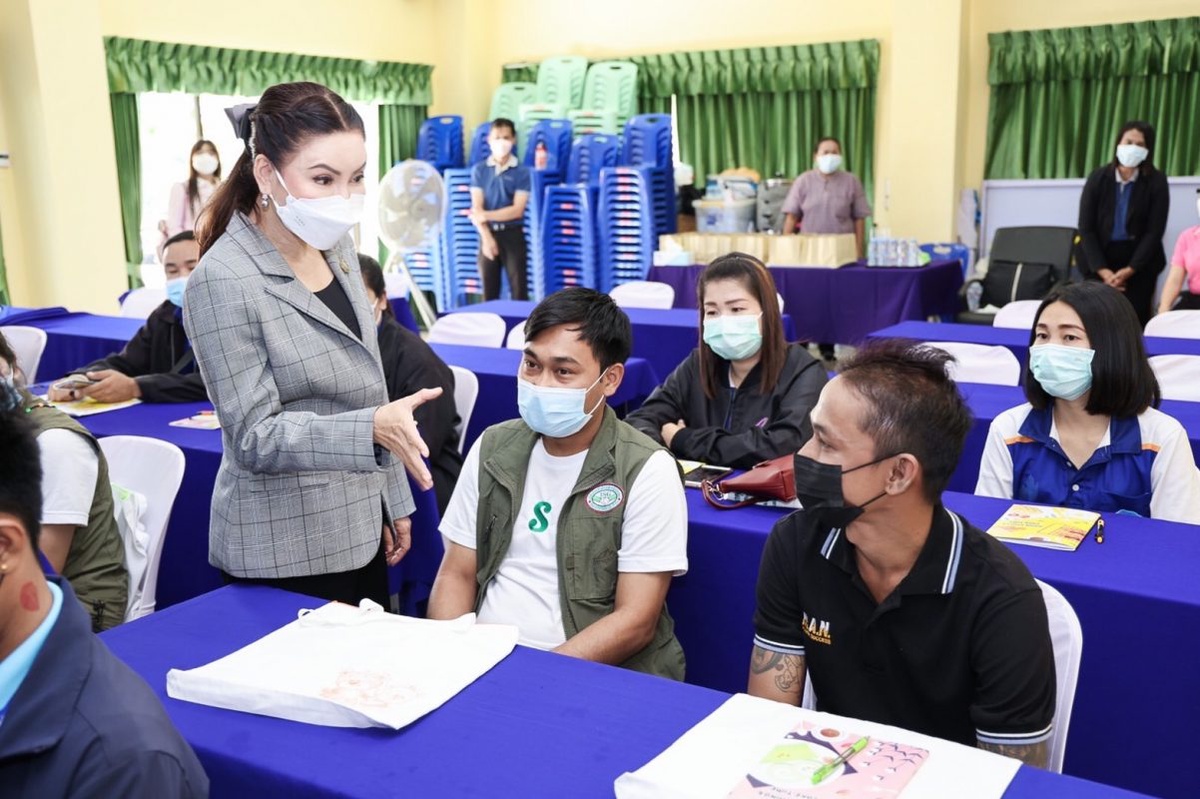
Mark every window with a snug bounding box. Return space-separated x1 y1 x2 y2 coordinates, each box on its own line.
138 92 379 262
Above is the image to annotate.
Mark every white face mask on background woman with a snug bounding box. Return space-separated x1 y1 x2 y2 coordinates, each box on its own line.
1115 144 1148 169
192 153 220 176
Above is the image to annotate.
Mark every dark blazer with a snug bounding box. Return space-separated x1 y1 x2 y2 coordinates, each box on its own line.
376 315 463 514
1077 164 1170 277
0 578 209 797
626 343 827 470
73 301 207 403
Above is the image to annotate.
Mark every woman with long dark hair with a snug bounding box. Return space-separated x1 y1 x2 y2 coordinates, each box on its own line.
185 82 442 607
1076 120 1170 326
626 252 827 469
161 139 221 239
976 281 1200 523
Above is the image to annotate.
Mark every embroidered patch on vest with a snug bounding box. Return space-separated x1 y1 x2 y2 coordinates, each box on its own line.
586 483 624 513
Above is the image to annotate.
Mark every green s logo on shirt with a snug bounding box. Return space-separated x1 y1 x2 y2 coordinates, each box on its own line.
528 501 552 533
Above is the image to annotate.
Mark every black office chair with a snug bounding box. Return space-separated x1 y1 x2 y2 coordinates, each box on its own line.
958 226 1078 325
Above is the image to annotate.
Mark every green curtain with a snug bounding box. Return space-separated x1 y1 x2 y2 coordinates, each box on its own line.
629 41 879 201
501 62 539 83
110 93 143 287
377 104 427 264
986 17 1200 179
104 37 433 104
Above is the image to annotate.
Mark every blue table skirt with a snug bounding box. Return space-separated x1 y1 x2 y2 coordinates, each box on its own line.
99 585 1141 799
21 312 144 383
448 300 797 383
871 320 1200 370
648 260 963 345
667 489 1197 798
952 381 1200 494
429 343 659 452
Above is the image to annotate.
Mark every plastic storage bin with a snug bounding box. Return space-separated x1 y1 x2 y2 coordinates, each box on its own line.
694 199 756 233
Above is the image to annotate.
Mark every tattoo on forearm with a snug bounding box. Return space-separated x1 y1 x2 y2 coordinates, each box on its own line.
977 738 1050 769
751 647 805 695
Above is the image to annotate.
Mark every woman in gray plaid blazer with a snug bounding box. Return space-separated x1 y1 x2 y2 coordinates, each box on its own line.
184 83 439 606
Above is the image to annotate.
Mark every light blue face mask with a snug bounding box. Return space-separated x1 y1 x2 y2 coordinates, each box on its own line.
165 276 188 308
703 313 763 361
517 370 608 438
1029 343 1095 401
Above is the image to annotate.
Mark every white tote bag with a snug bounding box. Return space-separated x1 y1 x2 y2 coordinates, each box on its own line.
167 601 518 730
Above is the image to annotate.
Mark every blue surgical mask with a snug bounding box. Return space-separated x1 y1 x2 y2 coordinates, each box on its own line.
517 370 608 438
1115 144 1148 168
703 314 763 361
165 276 188 308
815 154 842 174
1029 344 1095 401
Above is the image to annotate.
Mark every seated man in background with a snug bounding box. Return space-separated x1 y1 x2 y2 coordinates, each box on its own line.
749 340 1056 767
358 253 463 514
0 384 209 796
429 288 688 679
48 230 206 404
1 332 128 631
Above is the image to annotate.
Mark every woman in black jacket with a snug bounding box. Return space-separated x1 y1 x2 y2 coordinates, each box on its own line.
627 252 827 469
360 255 463 514
1077 120 1170 326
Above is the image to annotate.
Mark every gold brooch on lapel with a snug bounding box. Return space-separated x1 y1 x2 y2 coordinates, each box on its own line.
338 254 351 274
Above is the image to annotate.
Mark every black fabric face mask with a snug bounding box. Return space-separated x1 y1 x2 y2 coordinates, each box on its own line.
793 451 895 528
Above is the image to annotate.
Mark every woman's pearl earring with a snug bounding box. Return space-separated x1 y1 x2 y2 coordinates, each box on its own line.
260 194 270 209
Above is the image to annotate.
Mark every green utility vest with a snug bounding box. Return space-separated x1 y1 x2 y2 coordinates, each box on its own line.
24 395 128 632
475 407 686 680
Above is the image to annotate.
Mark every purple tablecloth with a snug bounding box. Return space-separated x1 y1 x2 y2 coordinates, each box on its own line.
387 296 420 334
668 488 1194 797
871 320 1200 370
648 260 963 344
951 381 1200 493
56 396 441 612
19 312 144 383
99 585 1141 798
447 299 796 383
429 343 659 451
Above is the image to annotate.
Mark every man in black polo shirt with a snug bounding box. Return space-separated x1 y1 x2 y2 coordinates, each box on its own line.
749 340 1055 767
469 117 531 301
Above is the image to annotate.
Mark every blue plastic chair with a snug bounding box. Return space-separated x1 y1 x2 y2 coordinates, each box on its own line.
567 134 620 186
621 114 676 236
442 168 482 306
542 184 599 293
523 119 574 172
597 166 655 293
416 115 464 171
469 122 493 165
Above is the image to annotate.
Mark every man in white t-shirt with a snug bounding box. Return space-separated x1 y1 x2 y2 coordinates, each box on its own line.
430 288 689 679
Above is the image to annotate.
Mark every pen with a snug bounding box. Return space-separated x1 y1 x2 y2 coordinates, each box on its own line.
811 736 869 784
1095 518 1105 544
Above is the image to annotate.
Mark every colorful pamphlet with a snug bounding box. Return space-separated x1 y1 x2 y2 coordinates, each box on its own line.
169 411 221 430
726 719 928 798
986 504 1101 551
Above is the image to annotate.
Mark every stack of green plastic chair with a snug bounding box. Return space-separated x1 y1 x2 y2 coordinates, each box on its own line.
567 109 618 135
581 61 638 132
517 102 565 151
489 82 537 122
536 56 588 110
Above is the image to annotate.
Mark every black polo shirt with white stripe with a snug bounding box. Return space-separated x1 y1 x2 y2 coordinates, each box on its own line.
753 505 1056 749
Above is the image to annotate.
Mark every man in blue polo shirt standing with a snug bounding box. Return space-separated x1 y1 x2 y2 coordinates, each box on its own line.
470 117 531 300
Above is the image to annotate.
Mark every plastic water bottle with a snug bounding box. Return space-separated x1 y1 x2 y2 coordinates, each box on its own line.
534 142 548 170
867 237 879 266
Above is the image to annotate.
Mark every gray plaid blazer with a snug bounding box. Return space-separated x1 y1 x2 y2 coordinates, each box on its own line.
183 212 415 578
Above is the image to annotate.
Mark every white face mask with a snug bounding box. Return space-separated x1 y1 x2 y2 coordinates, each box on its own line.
1115 144 1148 169
192 153 219 176
489 138 514 160
815 153 842 174
272 168 365 251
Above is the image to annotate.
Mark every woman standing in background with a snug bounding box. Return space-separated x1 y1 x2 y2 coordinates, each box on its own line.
160 139 222 239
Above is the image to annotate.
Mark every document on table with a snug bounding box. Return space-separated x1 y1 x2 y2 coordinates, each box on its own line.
40 396 141 417
615 693 1021 799
167 601 518 730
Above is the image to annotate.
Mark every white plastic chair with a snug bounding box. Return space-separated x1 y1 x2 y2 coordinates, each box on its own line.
1149 355 1200 401
98 435 186 621
427 313 507 347
384 272 409 299
139 262 166 289
448 365 478 454
991 299 1043 330
928 341 1022 386
506 319 528 350
1037 579 1083 774
120 287 168 319
776 292 785 313
609 280 675 310
0 325 48 383
1145 309 1200 339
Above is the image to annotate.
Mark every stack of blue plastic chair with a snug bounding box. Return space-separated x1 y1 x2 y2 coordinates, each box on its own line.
542 184 598 294
621 114 676 237
523 119 573 173
469 122 492 166
416 116 465 172
441 168 482 306
522 169 563 301
597 166 655 292
566 133 619 187
399 242 449 314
